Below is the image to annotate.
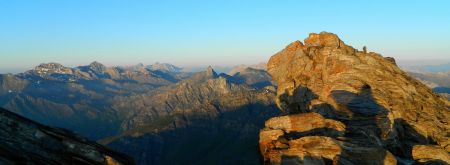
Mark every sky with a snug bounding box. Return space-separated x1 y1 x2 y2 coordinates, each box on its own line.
1 0 450 73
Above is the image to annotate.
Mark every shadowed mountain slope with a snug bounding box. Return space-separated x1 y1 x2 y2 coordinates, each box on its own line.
100 67 280 165
0 107 134 165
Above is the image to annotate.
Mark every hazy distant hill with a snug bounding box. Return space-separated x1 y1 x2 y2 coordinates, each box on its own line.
407 71 450 99
228 62 267 75
229 67 273 89
147 62 183 73
180 62 267 74
407 71 450 88
401 62 450 99
401 62 450 73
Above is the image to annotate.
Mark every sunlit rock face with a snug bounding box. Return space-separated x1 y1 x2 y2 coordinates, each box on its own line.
260 32 450 165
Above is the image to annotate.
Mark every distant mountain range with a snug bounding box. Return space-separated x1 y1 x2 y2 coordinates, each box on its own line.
0 61 278 164
401 62 450 73
2 52 449 164
395 61 450 100
406 71 450 100
227 63 267 75
0 62 191 139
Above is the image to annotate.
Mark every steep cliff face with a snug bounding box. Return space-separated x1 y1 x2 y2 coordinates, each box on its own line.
0 107 134 165
260 32 450 164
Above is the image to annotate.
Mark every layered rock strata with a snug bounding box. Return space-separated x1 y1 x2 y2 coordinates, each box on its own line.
260 32 450 164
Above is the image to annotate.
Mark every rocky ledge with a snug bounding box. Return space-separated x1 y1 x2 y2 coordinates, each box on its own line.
0 107 134 165
260 32 450 165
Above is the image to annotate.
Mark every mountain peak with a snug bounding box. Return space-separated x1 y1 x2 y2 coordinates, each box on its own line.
261 32 450 164
148 62 182 73
33 62 72 75
36 62 65 69
89 61 104 66
304 31 343 47
184 66 218 84
88 61 106 72
206 66 216 76
282 32 345 51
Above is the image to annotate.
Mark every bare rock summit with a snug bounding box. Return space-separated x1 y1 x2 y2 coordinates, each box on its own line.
260 32 450 165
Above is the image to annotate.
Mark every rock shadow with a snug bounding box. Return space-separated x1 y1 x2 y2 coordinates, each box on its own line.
276 84 446 164
386 118 438 160
330 85 390 147
284 128 345 140
278 86 319 114
281 155 332 165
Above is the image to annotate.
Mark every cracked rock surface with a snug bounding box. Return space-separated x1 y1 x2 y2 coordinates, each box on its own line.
260 32 450 165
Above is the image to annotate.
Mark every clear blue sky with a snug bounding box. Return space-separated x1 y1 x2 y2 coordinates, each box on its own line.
1 0 449 73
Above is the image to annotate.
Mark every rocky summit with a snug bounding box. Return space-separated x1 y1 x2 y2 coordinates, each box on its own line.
260 32 450 164
0 107 134 165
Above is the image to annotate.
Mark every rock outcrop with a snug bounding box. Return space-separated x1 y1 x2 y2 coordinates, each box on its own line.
0 107 134 165
260 32 450 164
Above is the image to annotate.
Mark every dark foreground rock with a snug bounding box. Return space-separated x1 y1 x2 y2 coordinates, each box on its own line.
260 32 450 165
0 107 134 165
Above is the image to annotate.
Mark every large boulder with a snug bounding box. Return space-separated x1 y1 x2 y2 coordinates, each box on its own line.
264 112 345 135
412 145 450 164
